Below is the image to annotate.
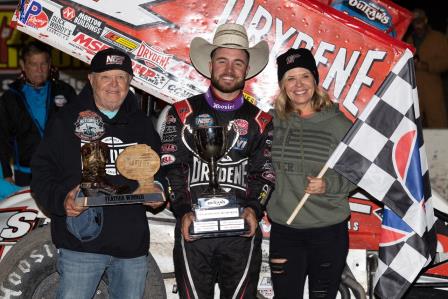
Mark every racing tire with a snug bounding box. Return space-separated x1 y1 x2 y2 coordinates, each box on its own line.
0 225 166 298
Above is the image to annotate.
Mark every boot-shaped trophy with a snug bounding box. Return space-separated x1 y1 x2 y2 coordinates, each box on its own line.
80 141 128 196
182 122 249 238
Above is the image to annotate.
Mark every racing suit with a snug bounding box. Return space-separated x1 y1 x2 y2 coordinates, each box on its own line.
161 90 275 298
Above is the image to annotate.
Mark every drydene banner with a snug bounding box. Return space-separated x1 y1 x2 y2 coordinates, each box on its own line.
14 0 412 120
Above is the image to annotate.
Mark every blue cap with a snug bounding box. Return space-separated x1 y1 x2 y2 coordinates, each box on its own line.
66 207 103 242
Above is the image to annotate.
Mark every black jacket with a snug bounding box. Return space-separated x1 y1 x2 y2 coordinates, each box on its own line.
161 94 275 221
0 79 76 178
31 84 164 258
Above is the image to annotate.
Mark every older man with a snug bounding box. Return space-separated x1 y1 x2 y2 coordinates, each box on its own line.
0 41 76 186
31 48 165 299
161 23 275 298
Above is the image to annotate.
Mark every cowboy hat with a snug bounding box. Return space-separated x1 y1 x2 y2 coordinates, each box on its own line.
189 23 269 79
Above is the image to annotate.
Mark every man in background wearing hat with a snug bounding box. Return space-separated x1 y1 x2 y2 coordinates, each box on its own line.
161 23 275 298
31 48 165 298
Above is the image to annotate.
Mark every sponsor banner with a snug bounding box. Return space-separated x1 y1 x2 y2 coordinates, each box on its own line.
328 0 413 40
0 4 88 95
100 27 140 52
14 0 412 120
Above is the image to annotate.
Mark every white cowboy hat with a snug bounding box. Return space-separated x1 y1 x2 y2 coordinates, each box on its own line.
189 23 269 79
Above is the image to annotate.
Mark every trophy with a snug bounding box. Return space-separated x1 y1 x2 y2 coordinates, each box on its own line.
76 143 164 206
182 122 248 237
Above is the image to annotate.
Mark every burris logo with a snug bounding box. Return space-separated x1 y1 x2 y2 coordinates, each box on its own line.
135 42 172 71
74 110 105 141
347 0 391 24
204 198 229 208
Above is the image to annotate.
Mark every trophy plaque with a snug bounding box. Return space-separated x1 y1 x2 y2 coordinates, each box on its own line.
76 144 164 206
182 124 249 238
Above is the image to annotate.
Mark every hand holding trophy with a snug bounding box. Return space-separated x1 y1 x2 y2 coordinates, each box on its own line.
182 121 248 238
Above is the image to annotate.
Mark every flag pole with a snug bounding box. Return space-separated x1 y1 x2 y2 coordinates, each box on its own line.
286 163 330 225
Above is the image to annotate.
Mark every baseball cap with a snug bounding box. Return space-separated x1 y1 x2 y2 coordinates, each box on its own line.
66 207 103 242
90 48 133 76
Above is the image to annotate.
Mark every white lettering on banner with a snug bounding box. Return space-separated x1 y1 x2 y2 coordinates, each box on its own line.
190 157 248 190
219 0 387 117
64 0 165 27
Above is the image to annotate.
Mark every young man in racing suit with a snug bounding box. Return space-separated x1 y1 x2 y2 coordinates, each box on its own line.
161 23 275 298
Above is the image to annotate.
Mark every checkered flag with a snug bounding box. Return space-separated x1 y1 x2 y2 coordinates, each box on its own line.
327 49 437 299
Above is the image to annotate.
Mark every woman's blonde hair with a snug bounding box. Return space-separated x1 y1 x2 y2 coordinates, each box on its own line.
274 77 332 120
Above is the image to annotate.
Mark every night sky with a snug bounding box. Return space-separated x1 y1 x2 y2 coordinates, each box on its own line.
393 0 447 33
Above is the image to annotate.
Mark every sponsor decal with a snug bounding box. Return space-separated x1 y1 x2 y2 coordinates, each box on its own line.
243 91 256 105
234 138 248 151
132 61 169 89
71 32 109 54
54 95 68 107
233 119 248 135
261 170 276 183
135 42 172 71
345 0 390 25
161 134 176 143
47 14 75 40
100 27 139 52
258 184 272 205
262 161 273 170
20 1 48 29
62 6 76 22
165 114 176 124
106 55 125 65
203 197 229 208
255 111 272 134
163 125 177 134
74 110 105 141
195 114 214 127
263 149 271 158
73 11 103 35
161 154 175 166
0 208 38 242
190 156 248 191
166 83 195 99
161 143 177 153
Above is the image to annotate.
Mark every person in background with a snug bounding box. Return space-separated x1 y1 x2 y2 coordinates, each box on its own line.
0 164 21 200
0 40 76 186
31 48 166 298
405 8 448 128
267 48 355 299
161 23 275 298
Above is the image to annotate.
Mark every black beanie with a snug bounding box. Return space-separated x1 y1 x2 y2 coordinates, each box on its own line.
90 48 133 76
276 48 319 83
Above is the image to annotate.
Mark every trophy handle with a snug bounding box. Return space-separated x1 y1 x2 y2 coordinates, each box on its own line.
181 124 202 159
223 120 240 157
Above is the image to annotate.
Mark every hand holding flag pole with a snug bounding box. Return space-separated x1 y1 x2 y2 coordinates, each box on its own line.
286 164 330 225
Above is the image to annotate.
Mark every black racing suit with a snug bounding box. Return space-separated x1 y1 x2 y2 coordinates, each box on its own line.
0 79 76 186
161 93 275 298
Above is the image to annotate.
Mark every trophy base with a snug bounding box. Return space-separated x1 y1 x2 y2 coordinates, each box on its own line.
189 216 249 238
75 190 164 206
